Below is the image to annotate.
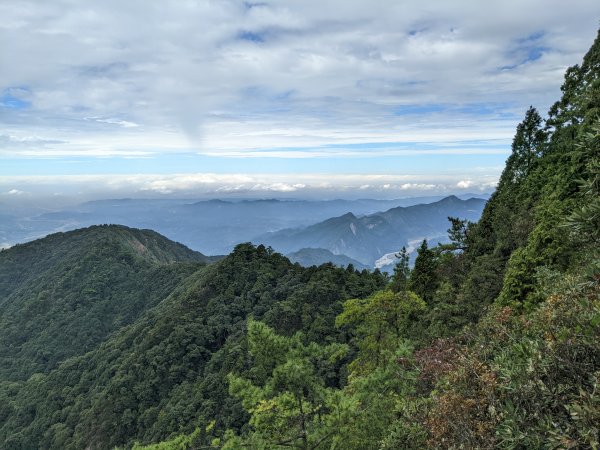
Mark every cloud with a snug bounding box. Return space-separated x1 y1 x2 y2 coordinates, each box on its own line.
0 134 65 148
85 117 140 128
7 189 24 195
0 0 598 162
456 180 473 188
401 183 436 190
0 172 498 203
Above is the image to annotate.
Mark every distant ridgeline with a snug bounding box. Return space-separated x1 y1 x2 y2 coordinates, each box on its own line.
259 195 486 270
0 31 599 450
0 194 488 256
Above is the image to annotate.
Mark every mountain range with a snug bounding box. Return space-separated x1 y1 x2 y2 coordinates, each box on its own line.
0 194 489 256
259 196 486 267
1 28 598 450
286 248 371 270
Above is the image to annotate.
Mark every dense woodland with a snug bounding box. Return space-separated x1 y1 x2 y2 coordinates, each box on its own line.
0 30 599 450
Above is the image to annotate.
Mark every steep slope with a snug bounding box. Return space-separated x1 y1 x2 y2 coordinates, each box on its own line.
0 243 386 449
447 28 600 321
0 225 209 381
258 196 486 264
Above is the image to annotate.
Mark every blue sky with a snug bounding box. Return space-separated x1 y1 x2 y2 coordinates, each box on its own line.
1 0 599 201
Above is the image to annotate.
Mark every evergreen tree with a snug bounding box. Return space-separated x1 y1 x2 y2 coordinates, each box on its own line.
408 240 438 304
446 217 471 252
503 106 547 184
223 320 348 449
390 246 410 293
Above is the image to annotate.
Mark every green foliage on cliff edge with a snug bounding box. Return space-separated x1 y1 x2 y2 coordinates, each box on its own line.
209 29 600 449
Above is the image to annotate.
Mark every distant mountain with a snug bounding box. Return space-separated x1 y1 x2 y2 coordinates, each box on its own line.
0 224 209 381
257 196 486 266
0 194 491 254
287 248 371 270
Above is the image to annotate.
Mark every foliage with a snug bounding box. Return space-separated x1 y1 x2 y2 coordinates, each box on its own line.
408 240 439 304
422 274 600 449
390 246 410 293
222 319 348 449
224 318 419 450
0 241 385 449
336 289 425 373
0 225 206 381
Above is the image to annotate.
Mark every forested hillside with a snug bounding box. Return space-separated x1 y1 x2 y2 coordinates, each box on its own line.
1 29 599 450
0 240 386 449
0 225 209 382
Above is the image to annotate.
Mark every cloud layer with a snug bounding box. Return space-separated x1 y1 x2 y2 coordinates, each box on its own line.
0 172 498 205
1 0 599 197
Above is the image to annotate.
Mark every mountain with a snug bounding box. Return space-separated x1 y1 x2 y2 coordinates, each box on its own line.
0 242 386 449
258 196 486 266
0 195 490 255
0 225 210 381
286 248 371 270
1 29 599 450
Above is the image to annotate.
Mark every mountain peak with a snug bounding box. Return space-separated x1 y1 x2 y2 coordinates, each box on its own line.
0 224 208 381
441 195 461 202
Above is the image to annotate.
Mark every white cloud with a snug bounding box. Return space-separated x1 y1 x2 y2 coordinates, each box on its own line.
7 189 24 195
0 173 498 203
400 183 436 190
456 180 473 189
0 0 598 160
85 117 140 128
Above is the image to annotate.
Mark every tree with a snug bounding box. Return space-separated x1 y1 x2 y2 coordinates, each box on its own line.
446 217 472 252
408 240 439 304
503 107 547 184
336 290 426 374
223 319 348 449
390 247 410 293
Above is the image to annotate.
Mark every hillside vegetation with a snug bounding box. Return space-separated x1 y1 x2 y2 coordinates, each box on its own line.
0 29 599 450
0 225 209 382
0 240 386 449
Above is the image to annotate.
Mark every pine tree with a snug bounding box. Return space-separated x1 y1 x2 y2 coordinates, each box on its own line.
408 240 438 304
390 246 410 293
503 106 547 184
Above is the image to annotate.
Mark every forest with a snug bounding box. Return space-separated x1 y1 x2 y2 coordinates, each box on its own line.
0 29 599 450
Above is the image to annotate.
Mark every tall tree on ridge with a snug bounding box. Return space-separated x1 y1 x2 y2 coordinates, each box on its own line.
391 246 410 293
408 240 438 304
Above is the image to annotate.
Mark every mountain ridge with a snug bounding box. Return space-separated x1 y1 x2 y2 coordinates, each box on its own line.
0 194 491 254
0 224 209 381
257 196 486 265
0 240 387 449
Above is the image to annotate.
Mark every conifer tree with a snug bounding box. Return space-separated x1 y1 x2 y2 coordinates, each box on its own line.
503 106 547 184
408 240 438 303
390 246 410 293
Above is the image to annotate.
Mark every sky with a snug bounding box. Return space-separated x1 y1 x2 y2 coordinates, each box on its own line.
1 0 599 203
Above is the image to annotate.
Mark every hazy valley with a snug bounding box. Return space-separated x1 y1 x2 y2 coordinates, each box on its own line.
0 194 487 271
